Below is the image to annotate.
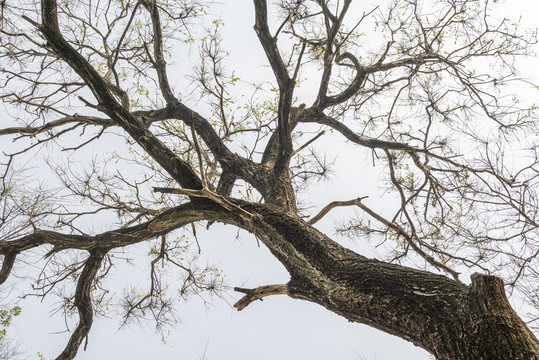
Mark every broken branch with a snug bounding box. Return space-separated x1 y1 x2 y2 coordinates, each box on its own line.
233 284 287 311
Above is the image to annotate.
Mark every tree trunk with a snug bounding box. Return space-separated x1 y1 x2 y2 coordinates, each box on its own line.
237 204 539 360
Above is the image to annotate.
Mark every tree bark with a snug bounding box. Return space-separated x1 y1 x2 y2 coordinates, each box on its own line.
20 2 538 359
234 203 539 360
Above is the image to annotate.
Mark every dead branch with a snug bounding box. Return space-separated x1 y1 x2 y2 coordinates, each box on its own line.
233 284 287 311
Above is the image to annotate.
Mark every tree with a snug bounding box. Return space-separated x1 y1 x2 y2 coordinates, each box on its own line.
1 0 539 359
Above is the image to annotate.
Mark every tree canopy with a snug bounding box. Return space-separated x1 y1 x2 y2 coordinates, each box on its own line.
1 0 539 359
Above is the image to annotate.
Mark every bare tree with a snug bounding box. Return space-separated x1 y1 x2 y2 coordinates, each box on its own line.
1 0 539 359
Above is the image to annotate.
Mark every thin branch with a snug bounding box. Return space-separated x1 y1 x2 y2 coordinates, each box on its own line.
308 197 367 225
292 131 325 156
141 0 177 104
292 40 307 82
110 1 141 70
190 111 207 188
355 199 460 281
0 115 111 137
313 0 353 107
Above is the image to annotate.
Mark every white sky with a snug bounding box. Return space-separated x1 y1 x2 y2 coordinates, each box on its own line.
3 0 539 359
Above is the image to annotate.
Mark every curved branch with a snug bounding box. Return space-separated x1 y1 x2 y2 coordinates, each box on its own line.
56 249 106 360
300 110 444 154
355 198 460 280
321 52 366 108
308 197 367 225
141 0 177 104
0 253 17 285
0 203 205 255
306 195 459 280
38 0 203 190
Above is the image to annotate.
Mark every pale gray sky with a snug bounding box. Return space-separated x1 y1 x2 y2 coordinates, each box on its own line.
4 1 539 359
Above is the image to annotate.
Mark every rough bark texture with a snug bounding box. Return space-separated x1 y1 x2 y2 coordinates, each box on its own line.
4 201 537 359
1 1 536 359
233 204 539 360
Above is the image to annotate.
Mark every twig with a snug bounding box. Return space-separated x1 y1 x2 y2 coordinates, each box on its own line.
292 131 325 156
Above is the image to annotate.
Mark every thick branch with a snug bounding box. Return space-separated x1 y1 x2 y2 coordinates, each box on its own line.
56 249 106 360
0 253 17 285
0 203 204 255
261 104 306 165
21 2 264 200
141 0 177 104
167 103 265 191
253 0 290 88
321 52 366 108
253 0 295 176
38 0 203 190
232 204 538 359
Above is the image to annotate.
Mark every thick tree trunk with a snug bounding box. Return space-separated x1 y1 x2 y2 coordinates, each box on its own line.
20 2 537 359
238 204 539 360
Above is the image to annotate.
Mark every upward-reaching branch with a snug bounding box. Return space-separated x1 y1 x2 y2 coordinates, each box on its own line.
141 0 177 104
13 0 266 211
38 0 203 191
314 0 353 108
252 0 291 88
253 0 295 177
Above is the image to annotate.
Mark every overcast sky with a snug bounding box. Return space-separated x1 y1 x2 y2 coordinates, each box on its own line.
3 1 539 359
